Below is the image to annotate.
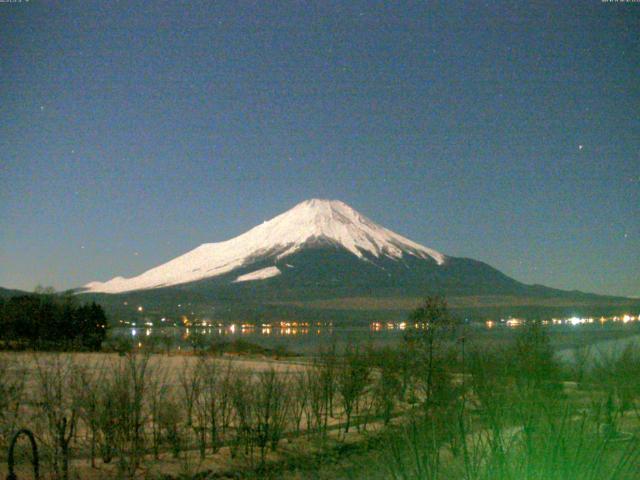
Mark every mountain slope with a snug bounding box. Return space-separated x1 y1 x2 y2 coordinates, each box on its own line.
0 287 30 299
83 199 445 293
79 199 636 320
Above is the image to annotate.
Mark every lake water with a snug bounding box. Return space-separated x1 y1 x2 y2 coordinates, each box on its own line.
110 322 408 353
109 319 640 355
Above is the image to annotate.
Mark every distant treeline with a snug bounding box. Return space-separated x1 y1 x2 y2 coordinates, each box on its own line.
0 292 107 350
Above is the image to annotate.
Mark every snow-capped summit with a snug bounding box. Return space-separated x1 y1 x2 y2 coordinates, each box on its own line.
83 199 445 293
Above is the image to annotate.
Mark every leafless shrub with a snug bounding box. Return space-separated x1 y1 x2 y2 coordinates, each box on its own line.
196 357 226 454
33 354 81 480
75 361 107 468
0 356 27 456
406 296 456 407
147 364 169 460
337 344 370 434
100 352 151 478
370 347 403 425
300 345 339 440
157 396 184 459
318 344 338 417
305 364 328 437
179 357 204 457
290 371 309 435
229 370 255 461
218 361 236 436
253 368 291 464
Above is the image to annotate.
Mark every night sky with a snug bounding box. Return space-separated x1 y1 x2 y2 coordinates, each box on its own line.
1 1 638 297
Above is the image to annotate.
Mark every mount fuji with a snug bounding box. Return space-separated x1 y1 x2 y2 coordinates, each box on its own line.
80 199 635 320
84 199 447 294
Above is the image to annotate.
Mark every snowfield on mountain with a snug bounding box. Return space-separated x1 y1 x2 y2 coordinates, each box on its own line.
83 199 445 293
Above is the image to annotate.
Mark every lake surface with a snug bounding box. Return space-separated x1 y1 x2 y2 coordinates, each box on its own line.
109 318 640 354
111 323 407 353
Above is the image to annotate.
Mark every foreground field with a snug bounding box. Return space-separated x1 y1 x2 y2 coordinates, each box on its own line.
1 323 640 479
0 348 393 479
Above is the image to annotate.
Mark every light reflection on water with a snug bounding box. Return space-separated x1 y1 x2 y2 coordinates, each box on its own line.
110 315 640 354
111 321 410 353
177 324 337 339
115 313 640 341
110 323 397 354
119 321 421 340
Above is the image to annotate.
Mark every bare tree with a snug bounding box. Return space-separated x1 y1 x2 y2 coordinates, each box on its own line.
306 365 328 437
318 344 338 417
197 357 224 454
75 362 107 468
253 368 291 465
218 361 236 436
157 396 184 459
406 296 455 407
371 347 402 425
147 364 169 460
0 356 26 454
336 344 370 434
229 370 256 461
290 371 309 435
179 357 204 457
33 354 80 480
100 352 151 477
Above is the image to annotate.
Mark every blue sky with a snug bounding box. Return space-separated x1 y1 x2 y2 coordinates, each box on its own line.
1 1 638 296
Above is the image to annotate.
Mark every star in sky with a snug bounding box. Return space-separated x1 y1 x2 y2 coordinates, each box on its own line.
1 1 638 297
